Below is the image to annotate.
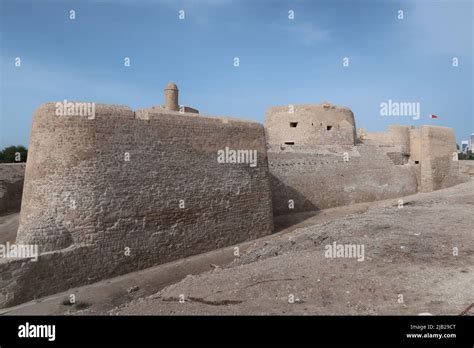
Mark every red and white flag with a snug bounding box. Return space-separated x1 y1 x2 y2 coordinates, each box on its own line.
429 114 439 119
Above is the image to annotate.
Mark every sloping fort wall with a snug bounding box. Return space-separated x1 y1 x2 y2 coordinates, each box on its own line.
0 103 273 308
268 145 418 215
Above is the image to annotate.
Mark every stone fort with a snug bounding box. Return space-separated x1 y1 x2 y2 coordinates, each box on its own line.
266 102 467 215
0 84 469 308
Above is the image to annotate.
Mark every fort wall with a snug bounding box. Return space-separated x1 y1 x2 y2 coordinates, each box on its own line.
266 103 469 215
420 126 468 191
1 97 470 308
1 102 273 308
387 125 411 154
364 125 410 152
265 103 357 147
363 131 393 146
268 145 418 215
0 163 25 213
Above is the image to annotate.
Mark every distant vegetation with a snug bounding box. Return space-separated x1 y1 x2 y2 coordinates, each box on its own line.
458 151 474 160
0 145 28 163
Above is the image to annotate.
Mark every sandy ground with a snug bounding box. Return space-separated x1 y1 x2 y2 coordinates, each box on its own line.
111 180 474 315
1 180 473 315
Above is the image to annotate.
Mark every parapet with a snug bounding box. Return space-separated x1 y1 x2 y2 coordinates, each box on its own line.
36 101 134 117
136 106 262 128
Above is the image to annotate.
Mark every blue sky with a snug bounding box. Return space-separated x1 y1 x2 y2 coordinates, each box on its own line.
0 0 472 148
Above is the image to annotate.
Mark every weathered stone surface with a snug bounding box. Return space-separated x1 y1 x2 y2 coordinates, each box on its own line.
1 102 273 308
268 144 418 215
266 103 357 147
458 160 474 177
418 126 468 192
164 82 179 111
0 163 25 214
1 98 469 310
266 103 469 215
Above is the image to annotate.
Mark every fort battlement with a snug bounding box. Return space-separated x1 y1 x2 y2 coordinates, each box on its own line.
135 107 261 126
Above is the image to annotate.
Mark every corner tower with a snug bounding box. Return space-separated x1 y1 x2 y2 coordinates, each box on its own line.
265 102 357 147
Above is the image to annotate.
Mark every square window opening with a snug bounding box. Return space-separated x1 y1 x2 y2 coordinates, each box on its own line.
290 122 298 128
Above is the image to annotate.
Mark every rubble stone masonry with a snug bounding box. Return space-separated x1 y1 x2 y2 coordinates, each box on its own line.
0 103 273 308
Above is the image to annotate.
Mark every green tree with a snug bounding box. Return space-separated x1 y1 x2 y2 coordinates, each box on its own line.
0 145 28 163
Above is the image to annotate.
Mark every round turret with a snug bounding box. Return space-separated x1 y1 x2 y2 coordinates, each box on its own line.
164 82 179 111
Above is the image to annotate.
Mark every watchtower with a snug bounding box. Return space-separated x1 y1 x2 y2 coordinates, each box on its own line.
164 82 179 111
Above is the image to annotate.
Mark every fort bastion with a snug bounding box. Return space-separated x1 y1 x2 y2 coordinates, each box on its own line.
265 103 357 146
0 84 273 308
